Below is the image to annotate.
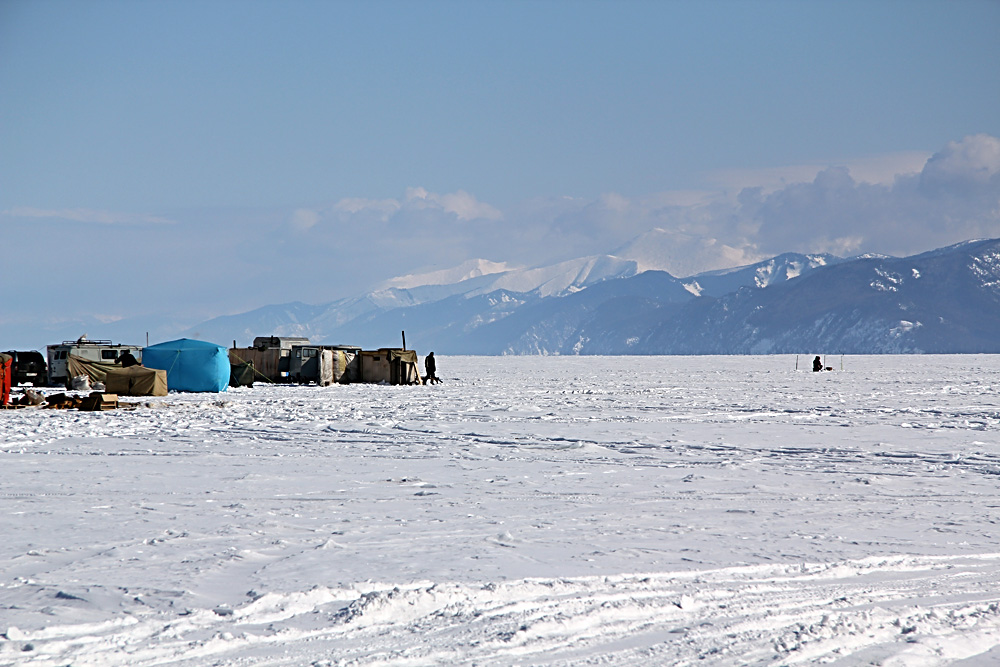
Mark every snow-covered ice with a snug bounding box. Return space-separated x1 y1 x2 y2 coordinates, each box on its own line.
2 355 1000 665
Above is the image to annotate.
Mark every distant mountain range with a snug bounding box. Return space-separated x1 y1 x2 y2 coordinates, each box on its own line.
182 236 1000 355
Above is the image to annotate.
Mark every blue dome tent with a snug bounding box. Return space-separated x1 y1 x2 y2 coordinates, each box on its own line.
142 338 229 393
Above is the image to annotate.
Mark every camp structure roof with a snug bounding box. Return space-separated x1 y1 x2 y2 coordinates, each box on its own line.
142 338 229 393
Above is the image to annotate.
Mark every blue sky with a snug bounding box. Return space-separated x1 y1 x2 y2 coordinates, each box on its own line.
2 0 999 347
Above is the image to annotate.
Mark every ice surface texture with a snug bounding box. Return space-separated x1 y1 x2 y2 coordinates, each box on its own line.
2 355 1000 665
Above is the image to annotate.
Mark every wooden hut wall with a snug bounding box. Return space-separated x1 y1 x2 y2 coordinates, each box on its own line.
228 348 284 382
359 351 391 384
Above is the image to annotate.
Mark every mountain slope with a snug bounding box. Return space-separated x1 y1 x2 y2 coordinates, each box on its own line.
183 237 1000 355
603 238 1000 354
686 252 842 297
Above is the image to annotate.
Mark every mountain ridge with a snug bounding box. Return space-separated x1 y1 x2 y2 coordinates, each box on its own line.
181 237 1000 355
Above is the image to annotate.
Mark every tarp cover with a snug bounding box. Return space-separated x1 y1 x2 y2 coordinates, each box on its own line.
105 366 168 396
142 338 229 393
386 349 418 365
67 355 119 385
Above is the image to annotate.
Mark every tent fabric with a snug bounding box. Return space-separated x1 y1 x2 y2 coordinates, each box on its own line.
229 361 255 388
0 353 11 406
142 338 230 393
105 366 168 396
67 355 119 385
386 349 418 365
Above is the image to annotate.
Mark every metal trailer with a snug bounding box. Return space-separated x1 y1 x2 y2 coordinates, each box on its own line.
46 337 143 387
228 347 289 383
234 337 312 382
251 336 310 350
289 345 362 385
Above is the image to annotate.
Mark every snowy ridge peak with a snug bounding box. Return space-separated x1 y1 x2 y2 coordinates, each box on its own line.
379 259 517 290
479 255 638 298
753 253 831 287
689 252 842 298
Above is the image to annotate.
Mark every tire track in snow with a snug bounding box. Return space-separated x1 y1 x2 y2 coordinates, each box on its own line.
6 554 1000 666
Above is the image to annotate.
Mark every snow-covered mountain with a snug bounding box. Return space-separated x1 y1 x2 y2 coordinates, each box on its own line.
378 259 516 289
184 237 1000 355
531 238 1000 355
186 253 643 347
683 252 841 297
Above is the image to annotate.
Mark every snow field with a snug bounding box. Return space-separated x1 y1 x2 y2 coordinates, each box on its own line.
2 354 999 665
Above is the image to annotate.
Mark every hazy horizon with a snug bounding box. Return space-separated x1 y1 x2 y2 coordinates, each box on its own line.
2 1 998 349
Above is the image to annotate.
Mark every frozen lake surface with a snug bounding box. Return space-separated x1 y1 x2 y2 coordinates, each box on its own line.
2 355 1000 665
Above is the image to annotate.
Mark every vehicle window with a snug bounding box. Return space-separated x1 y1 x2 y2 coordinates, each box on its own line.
102 350 118 360
304 349 316 358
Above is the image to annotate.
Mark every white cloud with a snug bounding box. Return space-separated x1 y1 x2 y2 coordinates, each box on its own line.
599 192 630 213
326 187 502 226
402 187 502 221
920 133 1000 191
266 137 1000 287
290 208 320 231
706 151 931 193
740 135 1000 258
612 228 761 277
333 197 401 222
436 190 503 222
2 207 175 225
516 135 1000 273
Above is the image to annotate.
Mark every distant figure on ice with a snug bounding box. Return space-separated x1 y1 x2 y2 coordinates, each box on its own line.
117 350 140 368
812 356 832 372
424 352 442 384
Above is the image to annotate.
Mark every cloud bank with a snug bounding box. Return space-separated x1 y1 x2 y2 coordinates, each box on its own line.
3 135 996 342
2 207 175 225
281 135 998 280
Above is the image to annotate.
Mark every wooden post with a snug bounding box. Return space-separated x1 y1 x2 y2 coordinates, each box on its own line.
402 330 406 351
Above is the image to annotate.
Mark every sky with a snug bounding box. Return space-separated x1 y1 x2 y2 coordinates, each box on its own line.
2 0 999 347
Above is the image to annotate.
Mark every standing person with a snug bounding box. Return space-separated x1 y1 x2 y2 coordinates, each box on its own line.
424 352 441 384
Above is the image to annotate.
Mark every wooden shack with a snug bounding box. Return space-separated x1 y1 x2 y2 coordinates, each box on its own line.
358 349 422 385
228 348 287 383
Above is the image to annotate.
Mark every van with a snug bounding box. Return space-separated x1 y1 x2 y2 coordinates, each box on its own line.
46 337 143 387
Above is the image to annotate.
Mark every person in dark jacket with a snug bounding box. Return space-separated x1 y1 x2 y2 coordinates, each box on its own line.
812 356 824 372
117 350 140 368
424 352 441 384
